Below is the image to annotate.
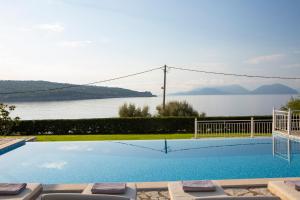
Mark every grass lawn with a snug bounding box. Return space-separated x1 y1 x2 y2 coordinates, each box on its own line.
1 133 272 141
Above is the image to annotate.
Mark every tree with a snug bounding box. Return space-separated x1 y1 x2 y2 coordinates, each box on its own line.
156 101 206 117
0 103 20 135
118 103 151 117
281 97 300 111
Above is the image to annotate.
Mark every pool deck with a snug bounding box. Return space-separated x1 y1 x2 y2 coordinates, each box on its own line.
0 137 36 155
37 177 300 200
42 177 300 193
0 136 36 146
0 138 24 153
0 136 36 145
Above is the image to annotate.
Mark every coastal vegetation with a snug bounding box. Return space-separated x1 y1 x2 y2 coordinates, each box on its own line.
282 97 300 111
10 115 271 136
118 101 205 117
0 80 154 102
156 101 205 117
119 103 151 117
0 103 19 135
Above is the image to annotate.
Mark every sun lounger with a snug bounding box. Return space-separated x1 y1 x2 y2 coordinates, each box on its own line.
41 182 137 200
268 181 300 200
168 181 227 200
41 193 131 200
82 183 136 200
0 183 42 200
169 181 279 200
194 197 279 200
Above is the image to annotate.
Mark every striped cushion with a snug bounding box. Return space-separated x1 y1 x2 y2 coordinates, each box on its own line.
0 183 27 195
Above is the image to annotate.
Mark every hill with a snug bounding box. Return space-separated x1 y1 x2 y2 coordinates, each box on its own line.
0 80 155 102
251 83 299 94
173 84 298 95
174 85 249 95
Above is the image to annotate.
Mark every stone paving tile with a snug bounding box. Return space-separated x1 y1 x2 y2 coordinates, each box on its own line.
248 187 274 196
138 188 273 199
225 187 274 197
0 138 15 145
137 190 170 200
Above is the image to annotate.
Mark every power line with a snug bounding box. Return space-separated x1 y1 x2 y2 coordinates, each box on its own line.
1 65 299 96
168 66 300 80
0 66 163 95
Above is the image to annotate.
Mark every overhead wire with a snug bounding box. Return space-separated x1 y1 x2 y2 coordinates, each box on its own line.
168 66 300 80
1 65 299 96
0 66 163 95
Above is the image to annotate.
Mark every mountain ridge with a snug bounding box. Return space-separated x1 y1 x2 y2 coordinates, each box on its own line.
173 83 299 95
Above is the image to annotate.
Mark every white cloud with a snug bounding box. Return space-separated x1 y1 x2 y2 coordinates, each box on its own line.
35 23 65 32
245 54 285 65
58 40 92 48
40 161 67 169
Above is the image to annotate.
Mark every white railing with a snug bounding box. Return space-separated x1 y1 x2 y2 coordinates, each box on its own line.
273 109 300 135
194 118 272 138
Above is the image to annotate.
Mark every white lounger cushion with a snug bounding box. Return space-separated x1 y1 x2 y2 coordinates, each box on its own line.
194 197 279 200
268 181 300 200
169 182 280 200
83 183 136 200
41 193 130 200
168 181 227 200
0 183 42 200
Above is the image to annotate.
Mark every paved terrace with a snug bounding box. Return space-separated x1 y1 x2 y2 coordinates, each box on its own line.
37 177 300 200
0 137 35 155
0 137 17 145
0 136 35 145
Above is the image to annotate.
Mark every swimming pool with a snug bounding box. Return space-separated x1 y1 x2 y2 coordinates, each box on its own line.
0 137 299 184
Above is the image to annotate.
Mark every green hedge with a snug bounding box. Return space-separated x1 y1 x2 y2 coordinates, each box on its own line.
11 116 272 135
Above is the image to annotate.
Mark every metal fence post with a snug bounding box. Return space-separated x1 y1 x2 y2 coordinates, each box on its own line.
250 117 254 138
272 107 275 132
194 118 198 139
272 136 275 156
288 109 291 136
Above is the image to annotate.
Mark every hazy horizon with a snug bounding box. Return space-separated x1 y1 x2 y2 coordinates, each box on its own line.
1 79 299 95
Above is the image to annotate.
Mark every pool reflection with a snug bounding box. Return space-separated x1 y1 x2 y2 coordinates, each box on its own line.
273 135 300 162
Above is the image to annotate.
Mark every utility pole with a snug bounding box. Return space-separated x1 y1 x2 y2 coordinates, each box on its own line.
162 65 167 110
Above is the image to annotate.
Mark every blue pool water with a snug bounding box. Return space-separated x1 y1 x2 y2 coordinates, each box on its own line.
0 137 300 184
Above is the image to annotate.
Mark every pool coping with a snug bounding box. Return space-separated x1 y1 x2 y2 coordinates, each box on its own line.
30 136 272 143
0 137 36 155
41 177 300 193
0 138 26 154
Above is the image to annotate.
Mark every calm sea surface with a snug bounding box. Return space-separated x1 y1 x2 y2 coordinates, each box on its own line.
10 95 297 120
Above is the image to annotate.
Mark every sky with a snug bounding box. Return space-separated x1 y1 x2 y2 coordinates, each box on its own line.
0 0 300 95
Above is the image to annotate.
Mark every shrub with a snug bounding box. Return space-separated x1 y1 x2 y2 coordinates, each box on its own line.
12 117 195 135
11 116 272 135
156 101 205 117
0 103 20 135
281 97 300 111
119 103 151 117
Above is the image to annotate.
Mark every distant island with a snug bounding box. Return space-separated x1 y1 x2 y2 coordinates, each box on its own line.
173 84 299 95
0 80 155 102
